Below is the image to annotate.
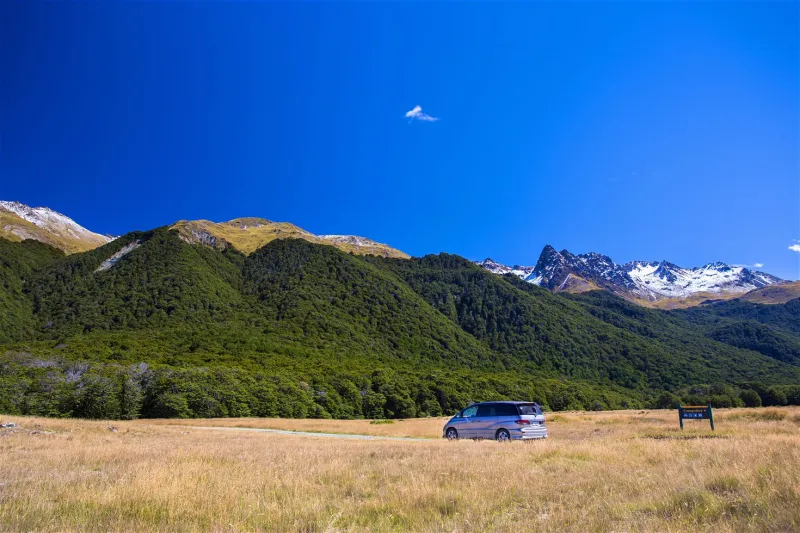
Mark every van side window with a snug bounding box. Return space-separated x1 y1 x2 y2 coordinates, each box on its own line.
496 404 518 417
476 404 496 417
461 406 478 417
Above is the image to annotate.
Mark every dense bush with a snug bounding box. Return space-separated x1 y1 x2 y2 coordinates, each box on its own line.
671 382 800 408
0 352 645 419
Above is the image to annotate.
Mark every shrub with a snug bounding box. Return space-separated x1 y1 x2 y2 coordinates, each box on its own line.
739 389 762 408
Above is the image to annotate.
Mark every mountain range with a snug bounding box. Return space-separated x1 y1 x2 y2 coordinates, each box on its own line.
1 200 798 420
478 246 785 308
1 201 789 308
0 201 407 259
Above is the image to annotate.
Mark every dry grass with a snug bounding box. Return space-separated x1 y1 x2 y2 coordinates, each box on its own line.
153 416 443 438
741 281 800 305
633 292 742 310
1 407 799 532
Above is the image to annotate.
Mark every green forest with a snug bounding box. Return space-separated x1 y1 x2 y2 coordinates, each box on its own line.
1 230 799 419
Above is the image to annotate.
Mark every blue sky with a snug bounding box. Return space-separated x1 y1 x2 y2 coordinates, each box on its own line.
2 1 798 279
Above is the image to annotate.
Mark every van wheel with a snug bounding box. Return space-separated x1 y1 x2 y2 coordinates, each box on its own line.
496 429 510 442
446 428 458 440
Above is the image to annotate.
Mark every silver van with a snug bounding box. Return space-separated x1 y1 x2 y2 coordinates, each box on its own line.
442 401 548 441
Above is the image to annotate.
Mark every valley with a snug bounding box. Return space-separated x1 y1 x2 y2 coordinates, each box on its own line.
1 408 798 531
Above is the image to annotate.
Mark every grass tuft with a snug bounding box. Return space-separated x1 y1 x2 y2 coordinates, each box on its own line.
705 475 742 496
726 409 787 422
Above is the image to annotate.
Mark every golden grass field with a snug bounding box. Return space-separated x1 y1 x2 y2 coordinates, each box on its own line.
1 407 799 532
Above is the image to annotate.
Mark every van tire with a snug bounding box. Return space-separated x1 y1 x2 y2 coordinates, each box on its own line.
446 428 458 440
496 429 510 442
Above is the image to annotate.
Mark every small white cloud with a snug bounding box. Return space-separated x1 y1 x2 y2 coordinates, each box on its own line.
754 263 764 268
405 105 439 122
789 244 800 253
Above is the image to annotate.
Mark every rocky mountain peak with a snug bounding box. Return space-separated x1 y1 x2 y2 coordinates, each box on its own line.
478 245 787 305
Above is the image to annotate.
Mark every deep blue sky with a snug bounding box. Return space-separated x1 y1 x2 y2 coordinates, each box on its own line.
2 2 798 279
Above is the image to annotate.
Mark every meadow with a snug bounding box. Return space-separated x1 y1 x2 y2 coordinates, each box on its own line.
1 408 799 532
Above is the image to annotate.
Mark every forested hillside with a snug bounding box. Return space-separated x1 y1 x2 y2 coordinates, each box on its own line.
678 298 800 335
0 238 63 343
368 255 799 390
1 231 799 420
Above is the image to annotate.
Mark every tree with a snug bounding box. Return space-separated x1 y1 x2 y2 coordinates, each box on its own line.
740 389 762 408
739 389 761 407
763 386 788 407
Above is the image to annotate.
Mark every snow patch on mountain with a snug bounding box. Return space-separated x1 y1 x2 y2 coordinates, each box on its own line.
319 235 387 248
1 201 89 237
318 235 410 259
0 201 112 252
475 258 535 279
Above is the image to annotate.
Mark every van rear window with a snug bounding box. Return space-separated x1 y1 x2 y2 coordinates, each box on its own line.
517 404 542 416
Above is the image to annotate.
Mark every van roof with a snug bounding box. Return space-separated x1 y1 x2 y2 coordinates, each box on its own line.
471 401 539 405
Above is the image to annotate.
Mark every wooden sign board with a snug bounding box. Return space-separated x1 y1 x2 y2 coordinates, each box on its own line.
679 405 715 430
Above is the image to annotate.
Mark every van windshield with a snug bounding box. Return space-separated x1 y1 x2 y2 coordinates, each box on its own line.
518 404 542 416
461 406 478 417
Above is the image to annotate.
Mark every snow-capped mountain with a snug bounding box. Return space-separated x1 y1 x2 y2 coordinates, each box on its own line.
475 258 536 279
623 260 782 299
478 245 786 303
0 201 112 254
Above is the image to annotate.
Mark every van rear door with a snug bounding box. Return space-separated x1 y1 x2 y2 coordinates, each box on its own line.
517 403 545 425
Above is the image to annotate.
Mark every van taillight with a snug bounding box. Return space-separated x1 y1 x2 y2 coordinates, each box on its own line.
515 420 531 425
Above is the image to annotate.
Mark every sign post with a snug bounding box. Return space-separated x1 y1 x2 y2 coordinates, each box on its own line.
678 404 715 430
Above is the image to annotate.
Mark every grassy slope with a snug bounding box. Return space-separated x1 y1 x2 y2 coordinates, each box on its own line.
741 281 800 305
171 218 409 258
634 291 742 310
554 273 602 294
